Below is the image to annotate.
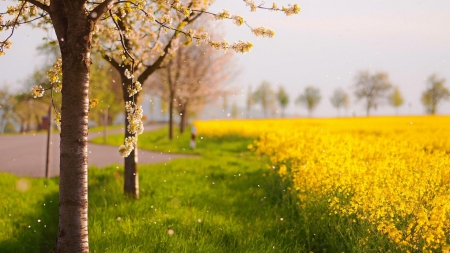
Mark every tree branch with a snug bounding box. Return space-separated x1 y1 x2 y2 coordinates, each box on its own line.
90 0 116 22
24 0 50 13
101 53 121 72
137 37 173 84
137 11 201 85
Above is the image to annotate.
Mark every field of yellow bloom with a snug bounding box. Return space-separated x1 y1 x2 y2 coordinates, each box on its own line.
195 116 450 252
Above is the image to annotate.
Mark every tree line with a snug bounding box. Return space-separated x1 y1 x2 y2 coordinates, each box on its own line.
1 1 301 250
246 71 450 117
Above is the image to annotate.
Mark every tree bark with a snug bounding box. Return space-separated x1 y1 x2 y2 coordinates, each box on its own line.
54 8 92 253
121 76 140 198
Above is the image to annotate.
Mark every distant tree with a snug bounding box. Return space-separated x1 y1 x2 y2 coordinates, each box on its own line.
421 74 450 115
12 93 46 132
222 94 228 114
12 67 56 132
160 95 168 122
253 81 277 117
231 102 239 118
3 121 16 133
329 87 349 116
388 86 404 115
276 86 289 117
89 55 122 126
296 86 321 117
0 87 14 134
353 71 393 116
151 40 233 136
246 85 254 117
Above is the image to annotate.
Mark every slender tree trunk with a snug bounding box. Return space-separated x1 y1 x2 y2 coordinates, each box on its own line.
55 10 92 253
179 107 187 134
169 90 174 140
121 76 139 198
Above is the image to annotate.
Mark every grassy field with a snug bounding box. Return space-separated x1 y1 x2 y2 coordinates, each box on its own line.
7 117 441 252
1 126 306 252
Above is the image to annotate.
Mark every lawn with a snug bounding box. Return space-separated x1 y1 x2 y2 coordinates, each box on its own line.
1 126 304 252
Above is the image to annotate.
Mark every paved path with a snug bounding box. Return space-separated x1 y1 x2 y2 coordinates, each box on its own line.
0 124 195 178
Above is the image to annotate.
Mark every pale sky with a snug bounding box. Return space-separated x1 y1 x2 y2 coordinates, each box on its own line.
1 0 450 117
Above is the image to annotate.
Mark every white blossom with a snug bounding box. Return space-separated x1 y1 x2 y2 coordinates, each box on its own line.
31 85 45 98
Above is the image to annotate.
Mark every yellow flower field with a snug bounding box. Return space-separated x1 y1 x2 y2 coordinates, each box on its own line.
195 116 450 252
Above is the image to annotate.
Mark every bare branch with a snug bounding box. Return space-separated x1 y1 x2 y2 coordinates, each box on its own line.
0 3 26 55
109 9 135 72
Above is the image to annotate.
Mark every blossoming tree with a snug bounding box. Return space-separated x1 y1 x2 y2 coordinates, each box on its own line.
0 0 299 251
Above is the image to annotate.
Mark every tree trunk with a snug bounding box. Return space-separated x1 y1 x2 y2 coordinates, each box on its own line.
180 106 187 134
55 11 92 253
169 90 174 140
121 76 140 198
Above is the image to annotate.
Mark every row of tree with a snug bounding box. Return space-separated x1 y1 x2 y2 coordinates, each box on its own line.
1 0 301 251
0 53 124 133
246 71 450 117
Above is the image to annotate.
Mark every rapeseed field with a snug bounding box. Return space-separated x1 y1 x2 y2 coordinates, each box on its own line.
195 116 450 252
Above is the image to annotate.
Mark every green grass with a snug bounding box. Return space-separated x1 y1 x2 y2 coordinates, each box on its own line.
0 174 59 252
91 126 196 154
88 124 124 133
1 126 307 252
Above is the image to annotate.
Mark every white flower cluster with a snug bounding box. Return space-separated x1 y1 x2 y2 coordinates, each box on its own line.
209 40 253 54
214 9 230 20
54 112 61 131
119 136 137 157
160 14 173 25
48 57 63 92
282 4 301 16
127 81 142 97
209 40 229 52
196 32 210 46
186 29 195 37
172 0 191 17
231 41 253 54
211 9 244 26
231 15 244 26
124 69 134 79
242 1 300 16
244 0 257 12
119 101 144 157
125 101 144 135
31 85 45 98
251 27 275 38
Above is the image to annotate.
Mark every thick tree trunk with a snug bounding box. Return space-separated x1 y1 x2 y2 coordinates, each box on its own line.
54 10 92 253
121 76 140 198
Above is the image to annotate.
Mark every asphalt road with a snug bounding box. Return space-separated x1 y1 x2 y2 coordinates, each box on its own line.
0 124 195 178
